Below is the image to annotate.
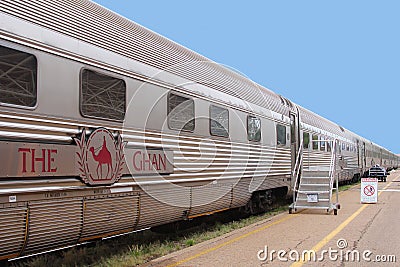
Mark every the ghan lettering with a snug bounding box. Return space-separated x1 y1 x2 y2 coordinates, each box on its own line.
132 150 167 172
18 148 58 173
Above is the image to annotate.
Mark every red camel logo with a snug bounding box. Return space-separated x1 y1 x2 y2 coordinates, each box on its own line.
75 128 125 186
89 136 113 179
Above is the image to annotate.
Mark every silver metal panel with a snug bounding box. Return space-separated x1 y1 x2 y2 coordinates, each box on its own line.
136 191 189 229
190 183 232 216
23 198 82 254
258 175 291 193
231 178 252 208
0 206 27 259
80 194 139 239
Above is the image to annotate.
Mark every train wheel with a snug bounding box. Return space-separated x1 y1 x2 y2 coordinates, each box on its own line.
334 209 338 215
289 208 293 214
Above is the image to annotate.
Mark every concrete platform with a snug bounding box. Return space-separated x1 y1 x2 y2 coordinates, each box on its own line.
143 170 400 266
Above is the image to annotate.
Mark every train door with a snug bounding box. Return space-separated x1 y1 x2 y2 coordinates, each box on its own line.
362 142 366 172
290 112 299 171
357 140 364 172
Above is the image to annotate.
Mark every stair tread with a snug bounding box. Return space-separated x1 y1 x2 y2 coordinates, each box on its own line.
300 183 331 186
298 190 330 194
293 206 332 210
296 198 330 201
301 176 331 180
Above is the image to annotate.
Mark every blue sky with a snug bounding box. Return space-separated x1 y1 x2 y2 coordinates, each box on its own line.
92 0 399 154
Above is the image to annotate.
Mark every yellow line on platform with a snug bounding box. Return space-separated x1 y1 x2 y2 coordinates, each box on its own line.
291 175 397 267
166 213 300 267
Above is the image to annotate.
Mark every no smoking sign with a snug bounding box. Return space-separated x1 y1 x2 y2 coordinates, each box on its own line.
361 178 378 203
364 185 375 196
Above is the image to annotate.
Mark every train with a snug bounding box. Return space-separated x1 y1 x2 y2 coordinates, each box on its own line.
0 0 399 262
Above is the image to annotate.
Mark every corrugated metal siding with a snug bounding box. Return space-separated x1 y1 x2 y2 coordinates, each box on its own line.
258 175 290 192
338 154 359 181
190 183 232 216
231 179 252 208
0 0 287 115
80 194 139 239
136 191 189 229
0 113 79 143
23 198 82 254
121 128 292 189
0 206 27 259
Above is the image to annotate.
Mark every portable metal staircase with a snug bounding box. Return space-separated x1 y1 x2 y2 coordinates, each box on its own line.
289 139 340 215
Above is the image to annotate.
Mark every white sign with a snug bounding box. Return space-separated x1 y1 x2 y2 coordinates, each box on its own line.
307 194 318 203
361 178 378 203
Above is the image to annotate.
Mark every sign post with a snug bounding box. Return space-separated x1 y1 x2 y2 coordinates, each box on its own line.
361 178 378 203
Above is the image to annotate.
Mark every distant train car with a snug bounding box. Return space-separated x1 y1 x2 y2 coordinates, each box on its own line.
0 0 398 262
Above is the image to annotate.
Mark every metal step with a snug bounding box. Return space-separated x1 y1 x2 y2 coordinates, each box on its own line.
294 196 331 209
293 204 331 209
300 177 331 184
296 191 330 198
296 197 330 202
302 170 330 177
298 184 331 192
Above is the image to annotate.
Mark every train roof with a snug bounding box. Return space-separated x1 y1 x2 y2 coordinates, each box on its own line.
0 0 295 116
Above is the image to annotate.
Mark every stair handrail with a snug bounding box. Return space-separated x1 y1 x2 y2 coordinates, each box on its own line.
292 139 303 204
328 139 337 203
328 139 336 179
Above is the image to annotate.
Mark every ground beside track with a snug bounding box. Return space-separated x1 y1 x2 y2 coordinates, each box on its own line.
144 170 400 267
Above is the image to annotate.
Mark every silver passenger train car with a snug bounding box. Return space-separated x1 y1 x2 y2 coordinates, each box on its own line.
0 0 399 261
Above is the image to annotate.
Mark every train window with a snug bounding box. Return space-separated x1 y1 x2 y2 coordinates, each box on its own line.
320 136 326 151
248 115 261 142
81 69 126 121
210 105 229 137
168 92 195 132
312 135 318 150
0 45 37 107
303 132 310 149
276 124 286 145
